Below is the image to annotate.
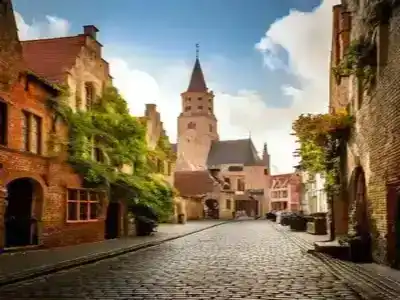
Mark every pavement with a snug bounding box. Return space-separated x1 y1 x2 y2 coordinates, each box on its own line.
273 222 400 299
0 220 227 287
0 220 361 299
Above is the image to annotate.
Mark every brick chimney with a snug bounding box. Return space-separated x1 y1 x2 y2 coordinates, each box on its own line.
83 25 99 40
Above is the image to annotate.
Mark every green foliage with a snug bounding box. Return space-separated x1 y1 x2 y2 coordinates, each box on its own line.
47 86 175 217
292 109 354 193
332 39 376 88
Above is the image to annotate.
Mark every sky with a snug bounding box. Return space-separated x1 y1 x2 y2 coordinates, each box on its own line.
13 0 340 174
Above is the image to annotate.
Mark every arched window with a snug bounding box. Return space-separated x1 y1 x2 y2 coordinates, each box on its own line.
209 124 213 132
85 82 95 110
187 122 196 129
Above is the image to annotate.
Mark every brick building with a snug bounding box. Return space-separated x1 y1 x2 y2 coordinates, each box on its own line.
269 173 301 212
330 1 400 266
172 54 271 219
0 0 122 250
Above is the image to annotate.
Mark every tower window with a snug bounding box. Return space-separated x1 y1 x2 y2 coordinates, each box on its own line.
198 97 202 100
188 122 196 129
187 97 191 101
85 82 95 110
208 107 212 113
185 106 191 112
209 124 213 132
198 105 203 110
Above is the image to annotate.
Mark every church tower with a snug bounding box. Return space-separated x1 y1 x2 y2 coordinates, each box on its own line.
176 45 219 171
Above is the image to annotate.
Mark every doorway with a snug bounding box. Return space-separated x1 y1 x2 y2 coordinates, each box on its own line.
235 199 258 217
205 199 219 219
5 178 39 247
105 202 120 239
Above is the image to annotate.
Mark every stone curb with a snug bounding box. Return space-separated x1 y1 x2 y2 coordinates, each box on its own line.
271 222 400 300
0 221 230 288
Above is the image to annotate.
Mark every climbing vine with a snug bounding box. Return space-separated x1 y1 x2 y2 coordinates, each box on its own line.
47 85 175 217
332 39 377 89
292 109 354 193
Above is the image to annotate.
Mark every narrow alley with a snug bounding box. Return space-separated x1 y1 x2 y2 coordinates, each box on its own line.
0 221 360 300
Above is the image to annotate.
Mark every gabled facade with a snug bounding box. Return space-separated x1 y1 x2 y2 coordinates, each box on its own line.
0 2 119 250
270 173 301 212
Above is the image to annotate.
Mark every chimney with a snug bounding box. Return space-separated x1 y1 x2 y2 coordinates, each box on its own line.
145 103 157 117
83 25 99 40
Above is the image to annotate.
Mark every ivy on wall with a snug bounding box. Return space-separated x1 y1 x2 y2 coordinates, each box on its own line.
292 109 354 193
332 39 377 89
47 85 176 217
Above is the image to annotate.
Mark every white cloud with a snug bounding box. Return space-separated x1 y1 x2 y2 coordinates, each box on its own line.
254 0 340 172
14 12 70 40
14 1 338 174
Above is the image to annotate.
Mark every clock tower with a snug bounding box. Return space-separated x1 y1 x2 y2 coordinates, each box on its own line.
176 45 219 171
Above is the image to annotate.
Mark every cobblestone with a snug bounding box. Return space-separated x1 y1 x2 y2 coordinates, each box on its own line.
0 221 361 300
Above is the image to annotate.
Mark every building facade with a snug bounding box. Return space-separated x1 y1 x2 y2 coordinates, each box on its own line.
270 173 301 212
0 0 126 250
173 55 271 219
330 1 400 266
299 172 328 214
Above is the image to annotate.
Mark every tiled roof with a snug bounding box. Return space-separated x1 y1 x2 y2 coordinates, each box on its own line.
206 138 264 167
186 58 207 93
21 36 86 84
174 171 215 197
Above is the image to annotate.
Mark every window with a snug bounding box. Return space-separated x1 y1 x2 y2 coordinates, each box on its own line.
282 190 288 198
226 199 231 209
209 124 213 133
228 166 243 172
85 82 95 110
186 97 191 102
94 146 105 163
67 189 104 222
198 97 202 100
22 111 30 151
237 178 245 191
22 111 42 154
187 122 196 129
223 177 230 190
185 106 191 112
272 191 278 198
264 168 269 175
31 115 42 154
208 107 212 113
198 105 203 110
0 101 7 145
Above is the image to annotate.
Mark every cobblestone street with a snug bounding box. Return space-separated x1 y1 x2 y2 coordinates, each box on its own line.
0 221 360 300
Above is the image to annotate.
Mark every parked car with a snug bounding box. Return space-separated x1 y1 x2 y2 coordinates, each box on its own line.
278 212 295 226
265 211 277 221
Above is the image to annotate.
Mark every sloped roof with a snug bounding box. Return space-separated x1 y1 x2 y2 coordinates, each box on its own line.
174 171 215 197
206 138 264 167
21 36 86 84
186 58 207 93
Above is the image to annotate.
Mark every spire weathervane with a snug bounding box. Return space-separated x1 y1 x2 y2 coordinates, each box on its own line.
196 43 199 59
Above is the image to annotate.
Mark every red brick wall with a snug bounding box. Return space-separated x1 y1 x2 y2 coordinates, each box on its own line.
0 75 107 248
331 2 400 264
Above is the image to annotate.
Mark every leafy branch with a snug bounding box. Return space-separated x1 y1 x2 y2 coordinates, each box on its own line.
292 109 354 193
47 86 175 218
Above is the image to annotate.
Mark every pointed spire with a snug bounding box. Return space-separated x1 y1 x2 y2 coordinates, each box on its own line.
187 44 208 93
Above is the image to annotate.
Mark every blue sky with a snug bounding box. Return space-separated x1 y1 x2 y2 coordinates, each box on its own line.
13 0 337 174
